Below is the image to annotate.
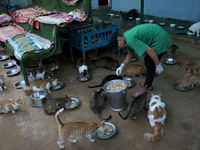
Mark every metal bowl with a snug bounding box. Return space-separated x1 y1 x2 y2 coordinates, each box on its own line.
128 17 133 20
30 90 48 107
14 81 25 89
131 55 139 62
123 77 135 88
65 97 80 110
176 26 184 30
114 15 119 18
77 73 92 82
144 20 149 23
0 55 9 61
173 82 193 91
2 62 15 68
158 23 165 26
163 58 177 65
94 122 116 139
5 69 20 76
51 81 64 90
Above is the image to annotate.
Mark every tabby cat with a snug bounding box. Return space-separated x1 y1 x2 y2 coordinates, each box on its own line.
178 57 199 74
0 75 7 91
90 89 112 121
167 44 179 58
22 78 57 93
118 93 150 120
44 95 71 115
55 108 109 149
121 64 146 77
144 94 167 142
0 97 24 113
177 73 200 89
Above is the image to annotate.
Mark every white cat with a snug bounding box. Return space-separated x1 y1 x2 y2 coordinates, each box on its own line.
187 22 200 37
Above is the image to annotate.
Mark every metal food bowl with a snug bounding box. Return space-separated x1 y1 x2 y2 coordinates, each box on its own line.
123 77 135 88
94 122 116 139
103 80 128 111
5 69 20 76
77 73 92 82
51 81 64 90
159 23 165 26
65 97 80 110
30 90 48 106
128 17 133 20
14 81 25 89
173 82 193 91
131 55 139 62
176 26 184 30
163 58 177 65
0 56 9 61
2 62 15 68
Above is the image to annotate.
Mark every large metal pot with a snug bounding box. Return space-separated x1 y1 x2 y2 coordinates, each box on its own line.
103 79 128 111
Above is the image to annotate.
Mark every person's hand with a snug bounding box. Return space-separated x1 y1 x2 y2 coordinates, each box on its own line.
156 63 164 74
116 63 125 76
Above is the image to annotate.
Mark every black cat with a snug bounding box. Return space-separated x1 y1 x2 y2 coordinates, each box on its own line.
118 93 150 120
89 89 112 121
87 74 122 88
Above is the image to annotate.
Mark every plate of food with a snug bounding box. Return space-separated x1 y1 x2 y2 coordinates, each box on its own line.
123 77 135 88
5 69 20 77
0 56 9 61
51 81 64 90
2 62 15 68
65 97 80 110
77 73 92 82
163 58 177 65
14 81 25 89
158 23 165 26
94 122 116 139
173 82 193 91
176 26 184 30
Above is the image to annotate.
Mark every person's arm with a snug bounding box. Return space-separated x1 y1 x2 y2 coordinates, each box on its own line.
122 51 134 66
146 47 160 65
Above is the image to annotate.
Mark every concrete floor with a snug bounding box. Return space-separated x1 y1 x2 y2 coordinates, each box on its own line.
1 16 200 149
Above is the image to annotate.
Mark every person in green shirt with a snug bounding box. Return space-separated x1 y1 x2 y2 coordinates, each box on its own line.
108 23 172 97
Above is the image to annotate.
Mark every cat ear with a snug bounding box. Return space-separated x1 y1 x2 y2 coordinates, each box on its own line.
158 94 161 97
101 120 105 125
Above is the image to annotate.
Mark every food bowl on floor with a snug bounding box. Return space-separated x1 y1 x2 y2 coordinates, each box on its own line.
173 82 193 91
158 23 165 26
149 20 154 23
77 73 92 82
14 81 25 89
5 69 20 76
128 17 133 20
2 62 15 68
123 77 135 88
144 20 149 23
65 97 80 110
0 56 9 61
163 58 177 65
30 90 48 107
170 24 176 27
51 81 64 90
94 122 116 139
176 26 184 30
131 55 139 62
136 18 140 21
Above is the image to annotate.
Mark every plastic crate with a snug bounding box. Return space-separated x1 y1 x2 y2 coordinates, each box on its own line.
68 20 120 61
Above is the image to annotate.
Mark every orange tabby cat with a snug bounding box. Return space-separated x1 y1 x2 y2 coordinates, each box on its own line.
178 57 199 74
55 108 109 149
0 97 24 113
177 73 200 89
23 78 57 93
144 94 167 142
121 64 146 77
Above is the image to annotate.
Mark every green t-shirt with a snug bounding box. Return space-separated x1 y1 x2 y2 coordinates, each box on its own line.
124 23 172 57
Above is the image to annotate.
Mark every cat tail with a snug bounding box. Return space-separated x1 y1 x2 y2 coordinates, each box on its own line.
118 110 131 120
55 108 65 126
96 111 112 121
144 123 164 142
87 84 103 88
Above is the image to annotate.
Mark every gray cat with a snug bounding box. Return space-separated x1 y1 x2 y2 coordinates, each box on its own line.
89 89 112 121
0 75 7 91
167 44 179 58
44 95 70 115
118 93 151 120
92 56 119 71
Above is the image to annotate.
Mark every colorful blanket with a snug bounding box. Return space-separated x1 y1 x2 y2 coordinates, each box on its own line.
0 14 13 24
0 23 27 43
11 5 56 28
6 33 54 60
35 10 88 28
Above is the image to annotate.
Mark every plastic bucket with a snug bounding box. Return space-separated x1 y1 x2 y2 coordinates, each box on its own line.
103 79 128 111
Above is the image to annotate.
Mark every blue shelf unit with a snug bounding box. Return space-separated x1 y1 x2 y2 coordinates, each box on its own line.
68 20 120 62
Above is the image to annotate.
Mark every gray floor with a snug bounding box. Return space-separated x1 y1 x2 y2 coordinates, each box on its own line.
0 18 200 149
